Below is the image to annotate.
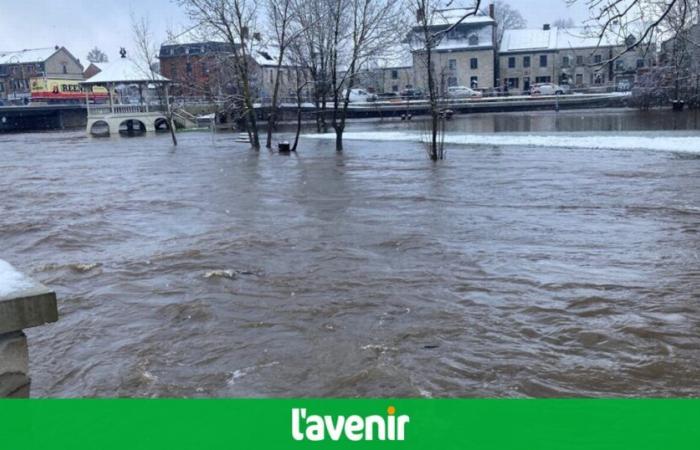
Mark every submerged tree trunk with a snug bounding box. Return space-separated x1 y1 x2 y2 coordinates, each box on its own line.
335 127 344 152
293 102 303 152
426 45 439 161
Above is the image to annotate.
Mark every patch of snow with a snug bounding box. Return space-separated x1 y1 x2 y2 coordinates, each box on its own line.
305 131 700 154
0 260 35 298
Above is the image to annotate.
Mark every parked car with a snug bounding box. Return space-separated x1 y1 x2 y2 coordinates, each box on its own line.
376 92 399 100
344 88 377 103
400 88 423 99
447 86 482 98
530 83 565 95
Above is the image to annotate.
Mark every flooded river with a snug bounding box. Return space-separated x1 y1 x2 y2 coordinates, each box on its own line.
1 108 699 397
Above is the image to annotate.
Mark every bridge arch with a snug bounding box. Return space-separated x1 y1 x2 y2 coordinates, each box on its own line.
154 117 171 132
89 120 110 137
118 119 147 135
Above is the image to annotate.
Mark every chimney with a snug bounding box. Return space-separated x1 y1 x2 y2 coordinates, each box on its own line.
489 3 495 19
543 24 551 31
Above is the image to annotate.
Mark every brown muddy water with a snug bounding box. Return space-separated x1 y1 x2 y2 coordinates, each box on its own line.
1 109 700 398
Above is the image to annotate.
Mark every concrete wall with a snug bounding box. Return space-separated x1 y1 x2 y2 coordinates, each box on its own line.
0 260 58 398
0 332 30 397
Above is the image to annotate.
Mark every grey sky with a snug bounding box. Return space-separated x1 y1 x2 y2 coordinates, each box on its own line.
0 0 591 64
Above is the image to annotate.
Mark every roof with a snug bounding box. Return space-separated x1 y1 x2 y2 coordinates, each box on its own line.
0 47 59 65
429 10 495 27
162 26 226 47
500 27 619 53
82 57 169 84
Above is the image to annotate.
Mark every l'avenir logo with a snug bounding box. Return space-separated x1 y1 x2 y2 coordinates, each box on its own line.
292 406 410 442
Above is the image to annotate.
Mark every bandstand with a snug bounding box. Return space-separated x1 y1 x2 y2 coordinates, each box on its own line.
81 49 174 137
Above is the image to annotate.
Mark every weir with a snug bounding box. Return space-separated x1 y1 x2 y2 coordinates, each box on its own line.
0 260 58 398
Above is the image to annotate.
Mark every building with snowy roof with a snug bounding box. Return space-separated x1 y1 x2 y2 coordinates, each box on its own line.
409 7 498 92
0 46 83 103
499 25 654 93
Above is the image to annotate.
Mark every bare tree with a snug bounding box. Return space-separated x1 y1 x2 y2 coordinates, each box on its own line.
328 0 403 152
179 0 263 149
408 0 483 161
577 0 700 61
292 0 336 134
264 0 316 149
265 0 293 149
87 47 109 64
131 13 178 146
494 0 526 47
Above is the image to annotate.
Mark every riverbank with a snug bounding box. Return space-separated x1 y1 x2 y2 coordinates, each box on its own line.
1 92 631 134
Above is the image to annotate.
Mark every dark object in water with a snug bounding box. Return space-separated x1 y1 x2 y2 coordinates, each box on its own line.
439 109 454 120
672 100 685 112
278 141 292 153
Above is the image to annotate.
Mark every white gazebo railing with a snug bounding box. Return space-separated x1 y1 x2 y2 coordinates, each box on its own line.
87 103 167 116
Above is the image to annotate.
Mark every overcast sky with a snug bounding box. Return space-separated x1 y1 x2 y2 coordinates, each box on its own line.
0 0 591 64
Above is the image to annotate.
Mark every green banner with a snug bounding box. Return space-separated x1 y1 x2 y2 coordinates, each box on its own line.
1 399 698 449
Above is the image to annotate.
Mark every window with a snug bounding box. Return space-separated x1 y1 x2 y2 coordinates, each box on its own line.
0 82 4 92
575 73 583 86
594 54 602 64
391 69 399 79
62 64 68 74
468 34 479 46
392 85 399 92
592 73 604 84
535 76 551 83
615 60 624 71
562 56 570 68
576 55 584 66
470 76 478 88
636 59 644 68
523 56 530 68
448 59 457 70
508 57 515 68
523 77 530 92
470 58 478 69
506 77 519 88
447 76 458 87
539 55 547 67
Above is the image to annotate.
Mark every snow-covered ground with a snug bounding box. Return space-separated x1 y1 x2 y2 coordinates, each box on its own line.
306 131 700 154
0 259 34 298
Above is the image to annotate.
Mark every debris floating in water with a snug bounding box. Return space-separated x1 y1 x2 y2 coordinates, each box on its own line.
204 270 236 279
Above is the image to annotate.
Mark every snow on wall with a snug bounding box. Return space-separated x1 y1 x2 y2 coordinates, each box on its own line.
0 260 35 298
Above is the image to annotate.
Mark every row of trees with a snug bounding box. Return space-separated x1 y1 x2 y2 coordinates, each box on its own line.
176 0 403 153
122 0 696 158
173 0 526 159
